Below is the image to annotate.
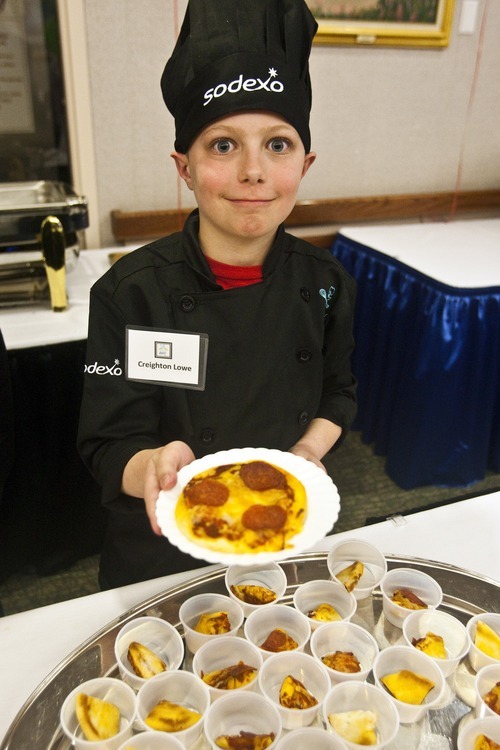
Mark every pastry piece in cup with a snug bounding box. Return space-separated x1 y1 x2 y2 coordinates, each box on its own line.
380 669 435 705
335 561 364 593
328 709 377 746
75 693 120 741
412 632 447 659
279 675 318 709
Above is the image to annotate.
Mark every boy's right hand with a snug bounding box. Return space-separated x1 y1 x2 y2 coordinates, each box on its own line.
122 441 195 536
143 441 196 535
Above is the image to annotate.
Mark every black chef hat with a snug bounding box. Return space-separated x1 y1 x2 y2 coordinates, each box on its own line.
161 0 317 153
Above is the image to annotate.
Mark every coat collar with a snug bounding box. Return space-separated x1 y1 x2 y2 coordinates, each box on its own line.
181 209 291 284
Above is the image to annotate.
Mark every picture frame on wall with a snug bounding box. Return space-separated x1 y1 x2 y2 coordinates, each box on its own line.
308 0 455 47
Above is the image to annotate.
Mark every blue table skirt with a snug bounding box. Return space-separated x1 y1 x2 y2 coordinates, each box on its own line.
332 233 500 489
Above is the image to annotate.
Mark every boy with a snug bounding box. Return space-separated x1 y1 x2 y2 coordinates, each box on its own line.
78 0 357 588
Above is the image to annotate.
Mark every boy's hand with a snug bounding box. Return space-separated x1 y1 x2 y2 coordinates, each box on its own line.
122 441 195 535
288 445 326 472
289 417 342 472
144 441 195 534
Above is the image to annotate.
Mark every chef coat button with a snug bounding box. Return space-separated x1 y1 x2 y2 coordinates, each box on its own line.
300 287 311 301
298 411 310 425
180 295 195 312
297 348 312 362
200 428 215 444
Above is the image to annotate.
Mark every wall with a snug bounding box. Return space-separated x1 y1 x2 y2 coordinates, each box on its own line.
79 0 499 247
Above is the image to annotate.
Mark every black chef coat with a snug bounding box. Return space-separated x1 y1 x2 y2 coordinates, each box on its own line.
78 211 357 587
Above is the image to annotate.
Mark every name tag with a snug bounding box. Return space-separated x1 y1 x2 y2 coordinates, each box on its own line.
126 326 208 390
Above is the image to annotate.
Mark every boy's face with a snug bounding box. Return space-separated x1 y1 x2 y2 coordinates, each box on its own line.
172 111 315 261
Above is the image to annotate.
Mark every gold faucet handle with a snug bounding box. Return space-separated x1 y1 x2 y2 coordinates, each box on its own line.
41 215 67 311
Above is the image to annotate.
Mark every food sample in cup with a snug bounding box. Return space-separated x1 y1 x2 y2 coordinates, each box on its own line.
327 710 378 746
307 603 342 623
380 669 435 705
335 561 364 593
391 588 428 610
475 621 500 659
327 539 387 602
279 675 318 709
75 692 121 741
412 632 447 658
260 628 299 653
215 730 276 749
482 682 500 715
475 736 500 749
144 700 202 732
194 611 231 635
127 641 167 678
174 460 307 555
321 651 361 674
230 584 277 605
202 662 258 690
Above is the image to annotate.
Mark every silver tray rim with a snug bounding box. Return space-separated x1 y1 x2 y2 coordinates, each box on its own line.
3 552 500 749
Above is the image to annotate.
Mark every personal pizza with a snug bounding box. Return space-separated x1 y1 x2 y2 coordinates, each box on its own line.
174 460 307 556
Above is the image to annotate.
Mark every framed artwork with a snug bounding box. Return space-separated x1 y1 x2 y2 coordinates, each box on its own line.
308 0 455 47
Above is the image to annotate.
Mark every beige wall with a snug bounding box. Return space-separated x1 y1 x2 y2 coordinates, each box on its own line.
80 0 500 247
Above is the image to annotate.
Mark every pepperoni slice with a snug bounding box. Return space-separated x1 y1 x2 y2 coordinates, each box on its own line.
241 504 287 531
240 461 287 491
184 478 229 507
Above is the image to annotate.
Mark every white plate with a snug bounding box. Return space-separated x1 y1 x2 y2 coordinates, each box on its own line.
155 447 340 566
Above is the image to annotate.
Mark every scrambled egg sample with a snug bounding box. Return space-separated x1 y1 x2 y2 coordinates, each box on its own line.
175 460 307 555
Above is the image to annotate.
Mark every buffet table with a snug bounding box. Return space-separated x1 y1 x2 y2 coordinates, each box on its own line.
0 249 129 580
1 489 499 744
332 219 500 489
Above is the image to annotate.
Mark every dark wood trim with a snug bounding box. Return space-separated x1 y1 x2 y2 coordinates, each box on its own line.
111 189 500 244
111 208 192 243
286 189 500 226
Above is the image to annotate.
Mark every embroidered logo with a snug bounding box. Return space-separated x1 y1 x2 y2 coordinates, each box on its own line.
84 358 122 376
203 67 284 107
319 286 335 310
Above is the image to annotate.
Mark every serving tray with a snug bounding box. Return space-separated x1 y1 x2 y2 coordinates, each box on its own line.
2 553 500 750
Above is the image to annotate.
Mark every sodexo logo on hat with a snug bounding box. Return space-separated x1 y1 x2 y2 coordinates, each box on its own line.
203 66 284 107
161 0 317 153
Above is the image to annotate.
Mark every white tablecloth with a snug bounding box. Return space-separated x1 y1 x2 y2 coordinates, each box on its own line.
339 218 500 288
1 490 499 743
0 248 134 350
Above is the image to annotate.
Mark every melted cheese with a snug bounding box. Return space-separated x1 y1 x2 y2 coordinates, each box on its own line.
175 461 307 555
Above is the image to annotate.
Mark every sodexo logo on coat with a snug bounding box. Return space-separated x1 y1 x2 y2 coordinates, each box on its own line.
203 67 284 106
84 359 122 376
